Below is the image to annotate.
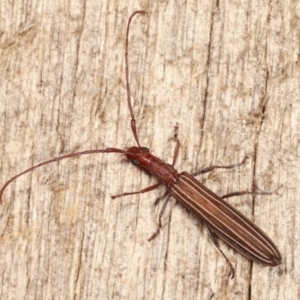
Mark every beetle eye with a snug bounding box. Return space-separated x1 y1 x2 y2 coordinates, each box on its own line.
132 159 140 166
141 147 150 152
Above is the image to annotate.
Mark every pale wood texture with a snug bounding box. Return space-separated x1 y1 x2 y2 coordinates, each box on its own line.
0 0 298 299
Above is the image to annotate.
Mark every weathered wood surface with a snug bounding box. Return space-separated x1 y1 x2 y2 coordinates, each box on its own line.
0 0 298 299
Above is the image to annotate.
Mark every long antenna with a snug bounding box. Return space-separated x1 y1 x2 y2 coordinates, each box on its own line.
0 149 127 203
125 10 147 148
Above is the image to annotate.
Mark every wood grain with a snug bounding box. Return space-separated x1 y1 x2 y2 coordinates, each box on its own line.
0 0 298 299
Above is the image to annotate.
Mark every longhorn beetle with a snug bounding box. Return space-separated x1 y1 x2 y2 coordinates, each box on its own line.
0 11 281 278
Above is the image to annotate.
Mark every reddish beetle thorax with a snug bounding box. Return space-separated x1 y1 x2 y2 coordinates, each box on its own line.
126 147 178 187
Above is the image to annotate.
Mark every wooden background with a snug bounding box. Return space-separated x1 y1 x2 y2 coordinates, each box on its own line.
0 0 298 299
